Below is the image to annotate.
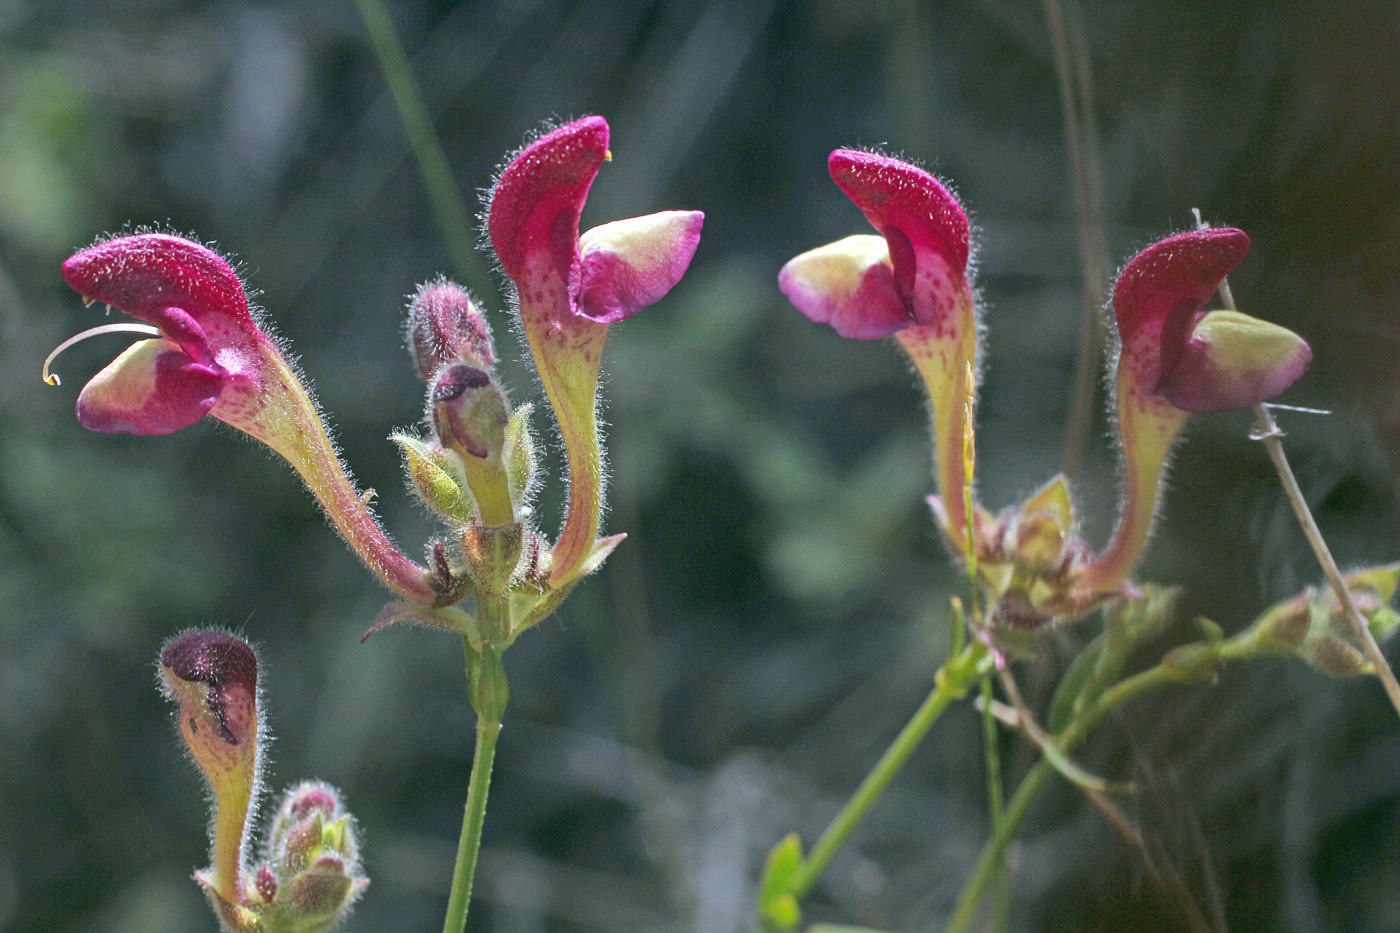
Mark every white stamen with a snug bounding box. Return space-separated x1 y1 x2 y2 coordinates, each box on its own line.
43 323 162 386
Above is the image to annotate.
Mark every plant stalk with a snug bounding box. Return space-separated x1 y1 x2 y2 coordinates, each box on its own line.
790 641 988 900
946 658 1203 931
1251 404 1400 719
351 0 487 288
442 690 502 932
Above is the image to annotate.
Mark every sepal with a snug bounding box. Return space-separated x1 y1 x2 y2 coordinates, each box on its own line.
362 601 479 644
393 434 474 525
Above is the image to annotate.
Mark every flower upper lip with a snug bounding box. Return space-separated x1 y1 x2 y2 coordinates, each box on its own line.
51 231 441 605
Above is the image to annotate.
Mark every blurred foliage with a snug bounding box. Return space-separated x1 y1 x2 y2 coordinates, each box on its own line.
3 0 1400 930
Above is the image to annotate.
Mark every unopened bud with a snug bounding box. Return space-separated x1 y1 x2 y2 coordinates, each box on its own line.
407 278 494 380
1254 593 1313 650
432 364 507 461
503 403 538 508
1307 634 1371 677
431 364 514 526
257 781 368 932
393 434 474 525
159 630 262 909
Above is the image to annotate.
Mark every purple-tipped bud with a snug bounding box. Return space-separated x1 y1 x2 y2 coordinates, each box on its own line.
159 630 262 911
431 364 507 462
407 278 495 380
430 363 515 526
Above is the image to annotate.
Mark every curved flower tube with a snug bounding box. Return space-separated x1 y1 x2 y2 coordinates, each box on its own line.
488 116 703 586
1080 228 1312 593
51 233 440 606
779 150 978 544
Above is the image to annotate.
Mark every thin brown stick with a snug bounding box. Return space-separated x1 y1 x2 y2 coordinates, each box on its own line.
1193 209 1400 719
1251 404 1400 718
989 667 1216 932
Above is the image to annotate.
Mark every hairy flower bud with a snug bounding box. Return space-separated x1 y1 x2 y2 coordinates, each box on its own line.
254 781 368 933
159 630 262 915
407 278 495 380
431 364 514 526
393 434 474 525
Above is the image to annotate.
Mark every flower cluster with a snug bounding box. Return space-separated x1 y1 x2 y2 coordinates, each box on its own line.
160 631 367 933
780 150 1311 631
49 115 701 929
47 116 702 651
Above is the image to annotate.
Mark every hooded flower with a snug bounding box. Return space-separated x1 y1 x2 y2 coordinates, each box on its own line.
1081 227 1312 592
487 116 703 586
778 150 979 544
51 233 440 605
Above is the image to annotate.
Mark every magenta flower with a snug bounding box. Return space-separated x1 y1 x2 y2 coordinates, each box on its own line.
1081 227 1312 592
487 116 703 586
779 150 979 544
50 232 440 606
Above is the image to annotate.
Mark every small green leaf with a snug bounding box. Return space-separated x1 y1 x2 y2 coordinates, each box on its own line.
758 832 804 908
759 893 800 932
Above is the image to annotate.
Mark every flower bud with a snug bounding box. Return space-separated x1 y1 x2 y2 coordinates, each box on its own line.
503 403 538 509
432 364 508 461
393 434 474 525
159 630 262 911
1306 634 1370 677
431 363 514 526
407 278 495 380
255 781 368 933
1245 563 1400 677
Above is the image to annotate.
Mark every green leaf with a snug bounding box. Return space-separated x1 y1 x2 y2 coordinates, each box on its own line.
757 832 804 909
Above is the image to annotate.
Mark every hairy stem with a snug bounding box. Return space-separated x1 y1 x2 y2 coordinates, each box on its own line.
947 658 1206 931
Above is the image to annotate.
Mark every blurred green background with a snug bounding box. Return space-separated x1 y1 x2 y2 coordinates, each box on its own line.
4 1 1400 930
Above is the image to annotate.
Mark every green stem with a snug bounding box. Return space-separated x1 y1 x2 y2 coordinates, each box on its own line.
351 0 487 288
946 658 1204 931
790 642 988 900
979 675 1010 931
442 630 509 933
442 694 501 931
